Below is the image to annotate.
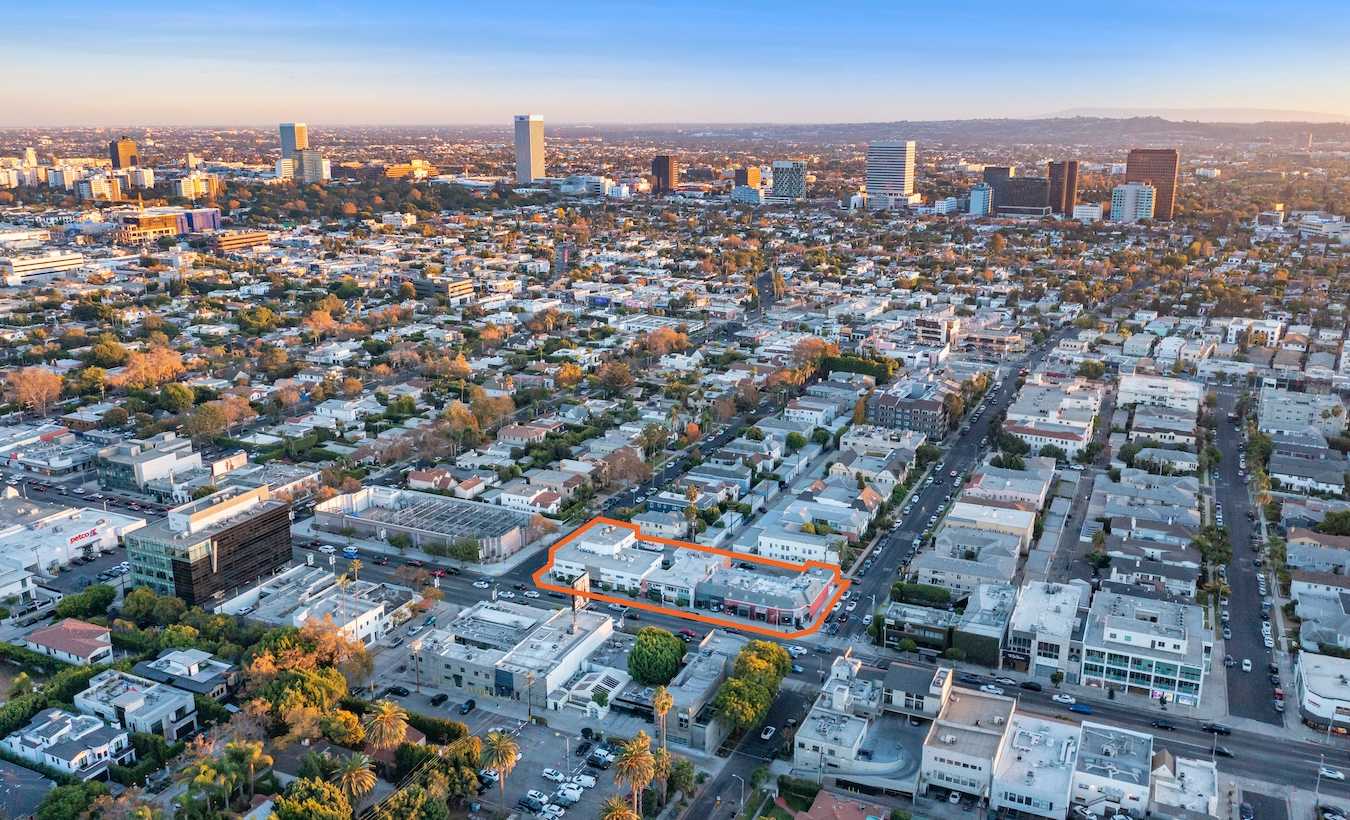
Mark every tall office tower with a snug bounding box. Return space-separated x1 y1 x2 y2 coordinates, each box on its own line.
514 114 545 184
279 123 308 160
651 155 679 193
1124 148 1179 220
22 147 37 167
864 140 916 210
968 183 992 216
108 137 139 169
982 165 1015 207
1110 182 1156 223
770 160 807 201
1047 160 1080 215
734 166 761 188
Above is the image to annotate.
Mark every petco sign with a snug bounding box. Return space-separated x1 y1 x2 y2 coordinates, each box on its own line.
67 528 101 547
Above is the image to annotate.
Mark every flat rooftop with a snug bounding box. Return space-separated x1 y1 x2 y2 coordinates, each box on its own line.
1075 722 1153 786
994 715 1078 803
927 687 1015 760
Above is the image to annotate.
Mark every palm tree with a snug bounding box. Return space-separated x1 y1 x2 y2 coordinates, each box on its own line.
651 686 673 752
363 700 409 751
651 747 672 808
614 730 655 815
481 730 519 808
600 795 640 820
223 740 272 804
348 558 362 583
332 753 377 805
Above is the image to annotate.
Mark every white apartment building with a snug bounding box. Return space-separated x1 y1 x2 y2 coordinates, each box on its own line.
769 160 807 202
1258 387 1346 437
75 670 198 741
1005 581 1082 679
865 140 916 210
1080 591 1211 708
990 715 1079 819
921 687 1015 802
1117 374 1202 415
0 250 83 286
1071 723 1153 817
1111 182 1156 223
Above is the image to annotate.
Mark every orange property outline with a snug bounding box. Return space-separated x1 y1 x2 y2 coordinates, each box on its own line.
531 516 851 639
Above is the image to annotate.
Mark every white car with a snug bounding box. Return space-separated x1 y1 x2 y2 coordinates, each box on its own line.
539 807 565 820
788 645 807 658
318 544 336 554
523 590 541 598
542 769 565 783
760 726 777 741
845 601 858 612
862 614 873 627
568 774 597 789
1321 767 1347 782
472 580 491 589
498 591 516 599
1052 694 1076 705
525 790 549 804
1264 637 1276 648
980 684 1005 695
1241 659 1252 672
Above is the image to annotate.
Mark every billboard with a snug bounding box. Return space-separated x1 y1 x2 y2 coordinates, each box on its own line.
571 572 590 613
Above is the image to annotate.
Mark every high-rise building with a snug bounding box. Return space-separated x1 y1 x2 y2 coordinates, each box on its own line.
982 166 1014 206
1047 160 1079 216
279 123 308 160
1111 182 1156 223
514 114 545 184
125 487 293 607
865 140 916 210
769 160 807 202
968 183 992 216
1124 148 1179 221
108 137 139 169
734 166 761 188
294 149 330 183
23 147 37 167
651 155 679 194
984 166 1050 216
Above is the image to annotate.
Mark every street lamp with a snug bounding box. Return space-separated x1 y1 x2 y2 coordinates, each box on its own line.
410 638 423 693
730 773 745 811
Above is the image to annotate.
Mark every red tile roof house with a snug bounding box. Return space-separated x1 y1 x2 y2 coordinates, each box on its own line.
25 619 113 666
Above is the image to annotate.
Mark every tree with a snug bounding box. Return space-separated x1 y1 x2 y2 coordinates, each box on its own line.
331 753 377 804
159 382 196 413
915 443 942 465
6 367 62 416
364 699 409 751
274 777 351 820
1076 360 1106 379
398 281 417 300
182 402 228 444
597 361 635 395
667 756 695 801
322 709 366 747
1039 444 1067 462
481 730 519 807
55 584 116 619
223 740 272 804
785 431 807 452
1317 511 1350 536
556 362 583 388
714 675 772 731
116 347 184 389
628 627 686 685
651 685 673 752
614 730 655 815
600 795 640 820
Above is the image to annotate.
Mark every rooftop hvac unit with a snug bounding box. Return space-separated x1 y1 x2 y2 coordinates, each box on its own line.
941 735 958 744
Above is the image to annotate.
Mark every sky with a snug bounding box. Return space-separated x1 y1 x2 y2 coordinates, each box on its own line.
5 0 1349 126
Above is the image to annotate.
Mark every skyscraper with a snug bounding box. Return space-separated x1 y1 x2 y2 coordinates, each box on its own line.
734 166 761 188
108 137 139 169
1047 160 1079 216
865 140 916 210
1124 148 1179 221
23 147 37 167
279 123 308 160
514 114 545 184
1111 182 1156 223
769 161 807 202
968 183 992 216
294 149 330 183
651 155 679 194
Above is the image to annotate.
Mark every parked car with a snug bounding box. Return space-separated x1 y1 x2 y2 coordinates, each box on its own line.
1151 719 1176 731
1051 694 1075 705
1201 723 1232 735
760 726 776 741
542 769 566 783
574 741 592 758
1068 704 1094 715
458 699 476 715
1018 681 1042 692
979 685 1004 695
430 693 449 707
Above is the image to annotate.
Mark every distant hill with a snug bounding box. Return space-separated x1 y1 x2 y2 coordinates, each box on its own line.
544 116 1350 149
1043 107 1349 124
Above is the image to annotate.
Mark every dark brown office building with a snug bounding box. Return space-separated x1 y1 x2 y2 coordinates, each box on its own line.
125 487 293 607
108 136 139 169
734 166 761 188
651 155 680 194
1047 160 1079 216
1125 148 1179 220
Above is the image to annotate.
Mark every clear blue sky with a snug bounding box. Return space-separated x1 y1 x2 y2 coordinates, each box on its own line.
6 0 1348 125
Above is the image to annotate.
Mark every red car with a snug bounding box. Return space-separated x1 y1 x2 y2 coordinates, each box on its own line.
405 559 424 568
431 568 446 578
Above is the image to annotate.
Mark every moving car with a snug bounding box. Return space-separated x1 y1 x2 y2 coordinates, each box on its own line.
458 699 476 715
979 685 1004 695
1201 723 1232 735
1151 719 1176 731
1321 766 1347 782
1051 694 1076 705
1068 704 1094 715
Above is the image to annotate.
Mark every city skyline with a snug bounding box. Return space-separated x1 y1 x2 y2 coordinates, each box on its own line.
4 1 1349 126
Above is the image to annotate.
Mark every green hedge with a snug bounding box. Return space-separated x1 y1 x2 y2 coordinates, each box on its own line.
0 642 73 676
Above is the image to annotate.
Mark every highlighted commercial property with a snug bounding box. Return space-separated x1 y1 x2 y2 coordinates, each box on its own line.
532 517 850 639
